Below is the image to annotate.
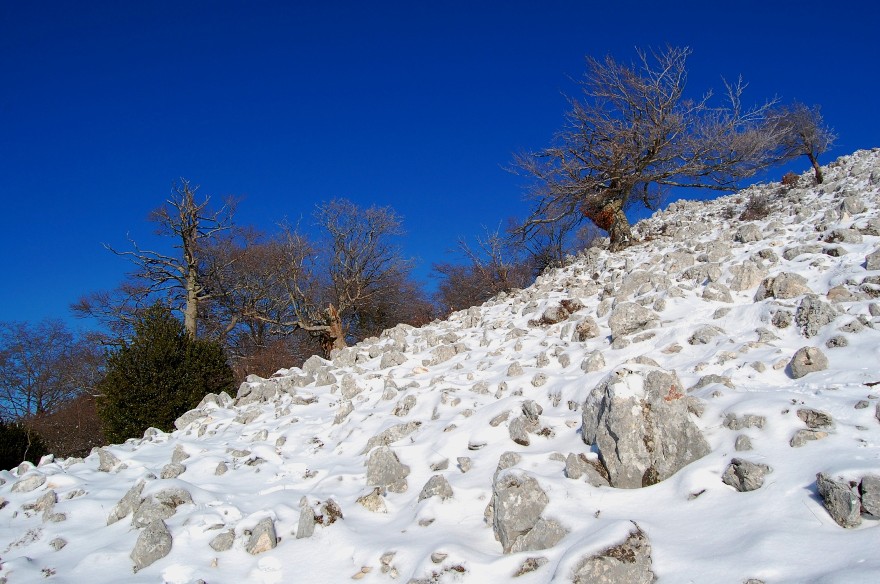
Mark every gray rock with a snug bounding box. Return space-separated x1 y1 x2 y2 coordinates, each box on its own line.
688 325 725 345
49 537 67 551
734 435 753 451
491 470 550 553
334 399 353 425
11 473 46 493
608 302 658 339
296 497 317 538
366 446 410 493
380 350 406 369
564 453 610 487
508 362 524 377
581 351 605 373
721 458 771 492
509 518 567 553
132 497 176 529
340 374 364 399
859 475 880 516
582 366 710 489
430 344 458 365
573 317 601 341
735 223 763 243
795 295 839 338
360 421 421 454
789 347 829 379
825 228 862 244
392 395 417 417
131 519 172 572
457 457 472 473
174 410 205 431
754 272 811 300
160 463 186 480
816 473 862 528
356 487 387 514
209 529 235 551
96 448 121 472
797 408 834 429
571 525 654 584
301 354 329 375
790 429 829 447
772 309 793 329
540 304 571 324
509 416 536 446
246 517 277 555
841 195 867 215
728 262 766 292
867 249 880 271
107 480 146 525
418 475 453 501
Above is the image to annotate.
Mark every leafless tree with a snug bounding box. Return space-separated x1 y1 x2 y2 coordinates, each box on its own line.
515 46 787 251
0 320 103 421
768 102 836 183
103 179 236 337
433 225 537 314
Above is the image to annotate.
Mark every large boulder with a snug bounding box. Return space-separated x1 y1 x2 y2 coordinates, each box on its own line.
491 470 565 553
366 446 410 493
754 272 812 301
582 365 710 488
131 519 172 572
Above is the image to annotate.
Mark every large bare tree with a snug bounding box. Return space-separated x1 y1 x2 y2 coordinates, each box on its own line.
103 179 235 337
769 102 836 183
516 46 786 250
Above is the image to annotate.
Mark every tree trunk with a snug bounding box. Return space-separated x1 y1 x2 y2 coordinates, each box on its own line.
184 269 199 338
319 304 347 357
807 152 824 184
608 204 634 251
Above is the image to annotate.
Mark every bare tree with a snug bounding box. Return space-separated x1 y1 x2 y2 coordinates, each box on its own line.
0 320 103 421
433 225 537 314
769 102 836 183
516 46 786 250
104 179 235 337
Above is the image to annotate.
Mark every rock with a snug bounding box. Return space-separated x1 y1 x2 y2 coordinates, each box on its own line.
825 228 862 244
366 447 410 493
687 325 725 345
360 421 421 454
160 463 186 480
790 429 828 447
571 525 654 584
841 195 867 215
49 537 67 551
859 475 880 516
380 350 406 369
107 480 146 525
867 249 880 271
492 470 555 553
540 304 571 324
457 457 472 473
509 416 536 446
573 317 601 341
174 409 205 431
735 223 763 243
340 374 364 399
246 517 277 555
513 556 549 577
507 362 524 377
754 273 811 300
418 475 454 501
392 395 417 417
723 413 766 431
608 302 658 339
11 473 46 493
509 518 567 554
564 453 610 487
430 344 457 365
356 488 387 514
132 497 176 529
728 262 766 292
209 530 235 552
96 448 121 472
581 351 605 373
734 435 753 451
131 519 173 572
816 473 861 528
795 295 839 338
789 347 829 379
581 365 710 489
797 408 834 429
721 458 771 492
702 282 733 303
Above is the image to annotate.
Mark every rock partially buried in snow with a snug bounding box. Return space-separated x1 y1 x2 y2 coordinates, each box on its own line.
721 458 771 492
366 446 410 493
491 470 564 553
570 524 654 584
246 517 277 554
816 473 861 528
788 347 829 379
754 272 811 300
131 519 172 572
608 302 658 339
418 475 453 501
581 365 710 488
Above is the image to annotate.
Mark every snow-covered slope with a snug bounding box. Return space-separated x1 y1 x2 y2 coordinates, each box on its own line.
3 150 880 583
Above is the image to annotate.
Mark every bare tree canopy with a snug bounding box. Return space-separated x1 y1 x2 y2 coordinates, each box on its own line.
516 46 786 250
0 320 103 421
768 102 836 183
101 179 236 337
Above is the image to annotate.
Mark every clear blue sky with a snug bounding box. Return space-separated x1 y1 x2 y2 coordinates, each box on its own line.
2 1 878 327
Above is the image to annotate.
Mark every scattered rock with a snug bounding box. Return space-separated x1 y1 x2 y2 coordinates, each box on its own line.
246 517 277 555
581 365 710 488
721 458 771 492
790 429 829 447
754 273 811 300
564 453 610 487
418 475 453 501
789 347 829 379
573 317 601 341
356 488 387 514
491 470 563 553
209 529 235 552
795 294 839 338
366 447 410 493
608 303 658 339
859 475 880 517
816 473 861 528
734 435 753 451
797 408 834 429
12 473 46 493
571 525 654 584
131 519 173 572
107 480 146 525
96 448 121 472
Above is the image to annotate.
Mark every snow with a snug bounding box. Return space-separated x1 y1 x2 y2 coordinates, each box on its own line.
2 149 880 582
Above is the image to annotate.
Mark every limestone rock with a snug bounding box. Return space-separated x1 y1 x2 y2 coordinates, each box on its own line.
789 347 829 379
728 262 766 292
107 480 146 525
581 365 710 488
866 248 880 271
797 408 834 429
571 525 654 584
795 295 839 338
790 429 828 447
209 529 235 551
131 519 172 572
246 517 277 555
564 453 610 487
816 473 861 528
296 497 317 538
418 475 453 501
366 446 410 493
573 317 601 341
96 448 121 472
608 302 658 339
754 273 811 300
721 458 771 492
859 475 880 516
492 470 556 553
11 473 46 493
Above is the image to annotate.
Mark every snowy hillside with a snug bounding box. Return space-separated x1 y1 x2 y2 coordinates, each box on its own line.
3 150 880 583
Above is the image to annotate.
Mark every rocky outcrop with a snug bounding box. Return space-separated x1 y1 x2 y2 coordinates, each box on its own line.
581 366 709 488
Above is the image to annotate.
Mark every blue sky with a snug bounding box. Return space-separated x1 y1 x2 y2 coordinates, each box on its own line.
1 1 878 327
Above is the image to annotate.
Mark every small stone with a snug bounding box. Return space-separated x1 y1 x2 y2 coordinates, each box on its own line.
797 408 834 429
209 529 235 552
246 518 277 555
721 458 771 492
160 463 186 480
789 347 829 379
418 475 454 501
734 435 753 451
356 488 387 514
790 429 828 447
49 537 67 551
457 457 472 473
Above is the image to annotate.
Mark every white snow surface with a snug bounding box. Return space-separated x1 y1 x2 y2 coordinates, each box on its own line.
3 150 880 583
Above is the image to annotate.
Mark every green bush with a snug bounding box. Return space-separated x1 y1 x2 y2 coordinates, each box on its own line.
0 421 49 470
96 304 234 443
